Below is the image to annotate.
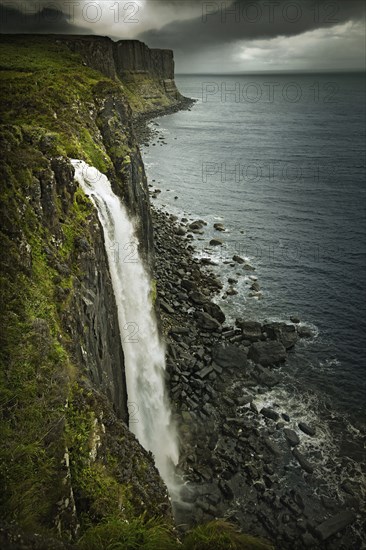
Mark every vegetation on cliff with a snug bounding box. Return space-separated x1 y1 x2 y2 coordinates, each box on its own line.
0 35 273 549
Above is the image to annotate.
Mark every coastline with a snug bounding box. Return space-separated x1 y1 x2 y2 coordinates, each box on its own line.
137 108 365 549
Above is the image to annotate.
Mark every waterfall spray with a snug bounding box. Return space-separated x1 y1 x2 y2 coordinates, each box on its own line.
72 160 180 498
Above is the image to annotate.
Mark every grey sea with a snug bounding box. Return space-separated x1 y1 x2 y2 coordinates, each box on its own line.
142 73 366 477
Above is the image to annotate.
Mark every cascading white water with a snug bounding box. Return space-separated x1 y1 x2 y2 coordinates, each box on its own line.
71 159 180 497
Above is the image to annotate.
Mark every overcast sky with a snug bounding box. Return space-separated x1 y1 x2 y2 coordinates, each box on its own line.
0 0 365 72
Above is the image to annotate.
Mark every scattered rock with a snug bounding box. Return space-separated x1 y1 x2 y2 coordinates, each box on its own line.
248 341 287 367
212 344 248 370
232 255 245 264
290 315 301 324
203 302 226 324
260 407 280 421
214 223 225 232
284 428 300 446
210 239 223 246
314 511 356 541
297 325 314 338
236 319 262 341
160 299 174 314
292 448 314 474
298 422 316 437
195 312 221 331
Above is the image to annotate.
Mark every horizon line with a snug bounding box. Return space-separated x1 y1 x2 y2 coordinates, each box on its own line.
176 69 365 76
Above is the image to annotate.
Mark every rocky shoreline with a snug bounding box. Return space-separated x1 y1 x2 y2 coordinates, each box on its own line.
135 106 365 548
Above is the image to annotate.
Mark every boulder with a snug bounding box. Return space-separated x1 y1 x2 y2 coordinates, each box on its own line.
248 341 287 367
252 365 280 387
160 299 174 314
189 291 207 305
195 312 221 332
314 511 356 541
297 325 314 338
284 428 300 446
214 223 225 232
236 319 262 341
181 278 195 292
292 448 314 474
210 239 223 246
263 322 298 349
212 344 248 370
175 226 186 236
298 422 316 436
203 302 226 324
260 407 280 421
232 254 245 264
290 315 301 324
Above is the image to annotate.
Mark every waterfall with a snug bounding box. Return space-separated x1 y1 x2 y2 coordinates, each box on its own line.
71 159 180 498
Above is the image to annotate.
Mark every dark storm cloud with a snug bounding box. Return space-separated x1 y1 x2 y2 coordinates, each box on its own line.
0 4 88 34
137 0 365 51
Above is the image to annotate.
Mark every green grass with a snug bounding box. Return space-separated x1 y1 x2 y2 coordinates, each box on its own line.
77 518 274 550
182 521 274 550
0 37 115 172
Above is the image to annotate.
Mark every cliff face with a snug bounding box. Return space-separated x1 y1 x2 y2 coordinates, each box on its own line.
0 35 173 543
50 34 184 108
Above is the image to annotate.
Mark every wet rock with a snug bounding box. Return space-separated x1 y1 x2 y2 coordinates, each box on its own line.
212 344 248 370
181 278 195 292
252 365 280 387
297 325 314 338
284 428 300 446
264 438 282 456
175 226 187 236
214 223 225 232
236 319 262 341
189 291 207 305
232 254 245 264
292 448 314 474
160 299 174 314
314 510 356 541
210 238 223 246
263 322 298 350
298 422 316 436
189 220 205 231
260 408 280 421
290 315 300 324
195 311 221 332
203 302 225 324
197 365 214 379
248 341 287 367
226 287 237 296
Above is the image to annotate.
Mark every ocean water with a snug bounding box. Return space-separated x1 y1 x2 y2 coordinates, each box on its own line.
141 73 366 464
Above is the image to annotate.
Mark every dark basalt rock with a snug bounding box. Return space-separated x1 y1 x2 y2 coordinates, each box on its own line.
298 422 316 436
261 408 280 421
283 428 300 447
236 319 263 341
248 340 287 367
212 344 248 370
292 448 314 474
210 238 223 246
263 322 298 350
195 311 221 331
297 325 314 338
314 510 356 541
203 302 226 324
